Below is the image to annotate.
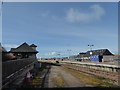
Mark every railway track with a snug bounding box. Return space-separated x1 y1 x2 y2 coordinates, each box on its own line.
61 64 119 82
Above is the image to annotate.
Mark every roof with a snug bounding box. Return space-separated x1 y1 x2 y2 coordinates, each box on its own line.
30 44 37 47
79 52 86 55
9 42 38 53
78 49 113 57
90 49 113 55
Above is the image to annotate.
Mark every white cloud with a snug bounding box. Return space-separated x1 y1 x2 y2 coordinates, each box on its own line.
3 44 18 48
41 52 60 56
65 4 105 23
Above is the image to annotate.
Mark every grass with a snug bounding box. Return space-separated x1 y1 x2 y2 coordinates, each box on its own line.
54 76 64 88
21 79 34 88
62 66 119 88
21 76 42 88
31 76 41 87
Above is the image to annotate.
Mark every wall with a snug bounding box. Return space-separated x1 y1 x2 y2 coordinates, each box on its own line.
2 58 37 79
103 55 114 62
103 55 120 62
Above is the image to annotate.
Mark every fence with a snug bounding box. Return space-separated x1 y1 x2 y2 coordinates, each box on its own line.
2 58 37 87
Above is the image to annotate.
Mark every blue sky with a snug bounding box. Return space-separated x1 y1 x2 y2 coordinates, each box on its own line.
2 2 118 58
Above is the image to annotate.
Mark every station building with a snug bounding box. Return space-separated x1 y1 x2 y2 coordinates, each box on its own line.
71 49 114 62
9 42 38 59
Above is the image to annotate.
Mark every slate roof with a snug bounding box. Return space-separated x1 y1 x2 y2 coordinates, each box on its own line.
9 42 38 53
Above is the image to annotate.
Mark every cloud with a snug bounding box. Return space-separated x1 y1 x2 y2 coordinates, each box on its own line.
3 44 18 48
41 52 60 56
65 4 105 23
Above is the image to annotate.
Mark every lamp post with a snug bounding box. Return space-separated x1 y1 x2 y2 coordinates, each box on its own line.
88 44 94 61
88 44 94 51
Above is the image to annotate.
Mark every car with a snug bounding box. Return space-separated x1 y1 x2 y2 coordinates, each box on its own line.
56 61 59 63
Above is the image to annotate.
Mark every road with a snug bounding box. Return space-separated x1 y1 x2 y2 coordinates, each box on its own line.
47 65 93 88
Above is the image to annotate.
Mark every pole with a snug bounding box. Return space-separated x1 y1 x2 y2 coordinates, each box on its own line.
88 44 94 61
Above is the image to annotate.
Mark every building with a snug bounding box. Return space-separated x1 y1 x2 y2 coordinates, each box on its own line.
0 43 15 61
73 49 113 62
85 49 113 56
9 42 38 59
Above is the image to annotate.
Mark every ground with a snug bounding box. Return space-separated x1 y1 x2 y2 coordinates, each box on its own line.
48 65 93 88
7 62 119 88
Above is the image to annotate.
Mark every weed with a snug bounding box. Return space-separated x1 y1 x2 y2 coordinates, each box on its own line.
54 76 64 88
62 66 119 87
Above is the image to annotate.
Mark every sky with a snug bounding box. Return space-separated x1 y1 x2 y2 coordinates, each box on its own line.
1 2 118 58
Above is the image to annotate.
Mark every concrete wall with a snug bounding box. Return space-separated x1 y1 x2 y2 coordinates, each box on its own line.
103 55 113 62
103 55 120 62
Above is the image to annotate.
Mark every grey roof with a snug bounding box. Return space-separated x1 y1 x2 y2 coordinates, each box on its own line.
10 42 38 53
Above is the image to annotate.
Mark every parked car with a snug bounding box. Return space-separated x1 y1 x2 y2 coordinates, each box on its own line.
56 61 59 63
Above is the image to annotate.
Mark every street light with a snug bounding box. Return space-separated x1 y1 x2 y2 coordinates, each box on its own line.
88 44 94 51
88 44 94 61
